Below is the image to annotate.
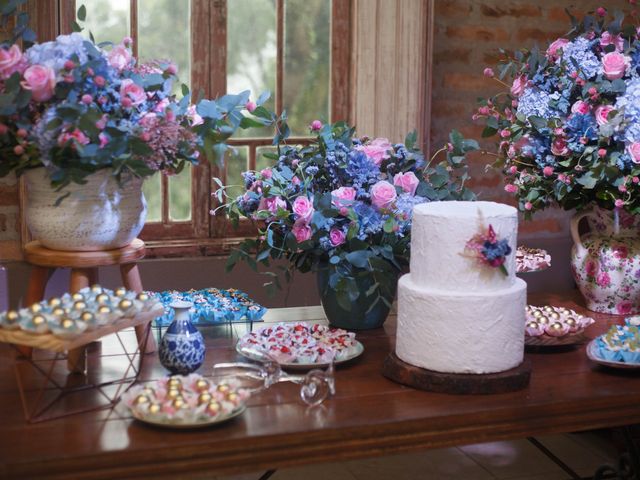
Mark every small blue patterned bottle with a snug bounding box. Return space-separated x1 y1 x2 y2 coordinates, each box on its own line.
159 301 205 375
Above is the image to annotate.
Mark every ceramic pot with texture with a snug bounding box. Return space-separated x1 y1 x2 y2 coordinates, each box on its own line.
159 301 206 375
570 206 640 315
23 167 147 251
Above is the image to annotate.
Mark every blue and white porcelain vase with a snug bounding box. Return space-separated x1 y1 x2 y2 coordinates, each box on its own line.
159 301 205 374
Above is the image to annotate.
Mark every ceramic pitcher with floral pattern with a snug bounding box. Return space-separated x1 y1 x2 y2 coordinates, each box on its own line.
571 206 640 315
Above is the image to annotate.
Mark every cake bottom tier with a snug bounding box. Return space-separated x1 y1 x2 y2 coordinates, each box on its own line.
396 275 527 374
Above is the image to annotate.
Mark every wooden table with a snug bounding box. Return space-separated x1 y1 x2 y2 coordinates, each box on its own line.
1 290 640 480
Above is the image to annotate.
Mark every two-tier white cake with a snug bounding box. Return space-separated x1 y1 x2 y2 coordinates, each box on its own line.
395 201 527 374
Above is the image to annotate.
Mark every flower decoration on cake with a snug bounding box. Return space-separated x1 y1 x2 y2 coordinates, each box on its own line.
465 224 512 276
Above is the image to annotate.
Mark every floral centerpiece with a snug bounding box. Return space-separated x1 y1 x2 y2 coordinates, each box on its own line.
0 27 276 250
476 8 640 314
217 121 476 329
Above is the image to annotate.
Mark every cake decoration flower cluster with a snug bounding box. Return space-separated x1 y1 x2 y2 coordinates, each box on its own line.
465 225 512 276
476 9 640 217
0 29 276 188
216 122 476 310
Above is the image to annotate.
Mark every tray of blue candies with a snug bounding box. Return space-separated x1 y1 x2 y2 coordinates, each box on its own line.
150 288 267 326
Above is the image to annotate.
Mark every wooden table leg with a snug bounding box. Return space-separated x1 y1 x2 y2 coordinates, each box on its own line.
67 268 92 374
120 263 156 354
19 266 51 359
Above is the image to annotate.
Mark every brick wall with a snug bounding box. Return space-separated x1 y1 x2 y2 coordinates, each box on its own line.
430 0 631 241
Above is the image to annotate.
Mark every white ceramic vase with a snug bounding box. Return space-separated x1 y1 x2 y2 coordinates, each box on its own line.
570 206 640 315
23 167 147 251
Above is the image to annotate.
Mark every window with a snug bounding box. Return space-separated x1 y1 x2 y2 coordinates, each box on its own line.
72 0 351 255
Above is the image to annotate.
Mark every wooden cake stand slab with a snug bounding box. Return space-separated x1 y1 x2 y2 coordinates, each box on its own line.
382 352 532 395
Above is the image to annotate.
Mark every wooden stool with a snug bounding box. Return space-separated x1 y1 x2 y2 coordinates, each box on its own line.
22 238 157 372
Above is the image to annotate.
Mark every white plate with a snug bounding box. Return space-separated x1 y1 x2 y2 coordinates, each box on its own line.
586 340 640 370
130 405 246 429
236 340 364 371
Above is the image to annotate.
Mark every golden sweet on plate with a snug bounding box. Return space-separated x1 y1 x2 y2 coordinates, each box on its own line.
566 317 577 328
71 293 84 301
97 305 112 314
216 383 230 393
52 307 66 316
549 322 564 332
549 312 560 320
29 303 43 313
526 321 539 329
538 315 549 325
195 378 210 392
134 394 150 405
136 292 149 302
79 311 94 323
48 298 61 307
167 377 182 388
73 301 87 311
32 314 46 326
532 310 543 318
90 285 103 294
205 401 221 415
95 293 110 305
172 397 187 409
6 310 19 322
226 392 239 403
148 403 161 414
166 388 182 399
197 392 212 405
115 287 127 297
61 318 75 329
118 299 133 310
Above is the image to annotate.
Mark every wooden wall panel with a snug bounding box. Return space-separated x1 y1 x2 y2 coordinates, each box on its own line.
351 0 432 150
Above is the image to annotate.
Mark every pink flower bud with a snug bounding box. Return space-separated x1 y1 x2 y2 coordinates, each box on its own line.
0 124 8 135
524 202 533 211
615 199 624 208
634 177 640 184
166 63 177 75
483 67 494 77
619 184 628 192
121 97 132 108
596 7 607 16
81 94 92 105
86 67 94 76
17 128 27 138
310 120 322 131
543 166 554 176
446 142 454 152
500 129 510 138
123 36 133 47
94 76 105 87
245 101 257 112
588 87 597 95
558 173 567 182
509 166 518 174
13 145 23 155
64 60 75 70
598 148 607 157
504 184 518 193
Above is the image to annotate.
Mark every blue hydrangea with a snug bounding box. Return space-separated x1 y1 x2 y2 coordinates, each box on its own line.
517 88 555 119
26 33 89 75
520 135 555 168
616 78 640 142
617 153 634 171
353 202 383 240
565 113 598 153
242 171 256 189
561 37 601 79
345 150 380 194
305 165 319 176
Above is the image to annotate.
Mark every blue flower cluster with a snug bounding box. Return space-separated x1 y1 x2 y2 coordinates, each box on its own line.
616 78 640 143
517 88 554 119
561 37 601 79
482 239 512 263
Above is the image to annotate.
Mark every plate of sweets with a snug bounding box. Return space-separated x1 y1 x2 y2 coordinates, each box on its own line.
587 318 640 369
122 374 249 428
525 305 595 346
236 322 364 370
516 246 551 273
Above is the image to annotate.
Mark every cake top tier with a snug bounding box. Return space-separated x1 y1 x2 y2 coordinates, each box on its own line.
409 201 518 292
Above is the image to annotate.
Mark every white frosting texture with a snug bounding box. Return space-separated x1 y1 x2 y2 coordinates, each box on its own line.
396 275 527 374
396 200 527 374
409 201 518 292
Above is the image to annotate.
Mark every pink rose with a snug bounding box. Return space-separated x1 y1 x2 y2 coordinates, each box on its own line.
292 196 314 224
510 75 527 97
356 138 393 165
292 223 312 243
571 100 590 115
57 128 90 147
546 38 569 60
596 271 611 287
550 138 570 156
393 171 420 196
370 180 397 210
331 186 356 207
616 301 633 315
21 65 55 102
120 79 145 105
585 260 598 277
329 228 346 247
594 105 615 126
0 44 26 80
310 120 322 131
628 142 640 164
614 245 628 259
600 31 624 52
602 52 629 80
108 42 133 71
258 196 287 215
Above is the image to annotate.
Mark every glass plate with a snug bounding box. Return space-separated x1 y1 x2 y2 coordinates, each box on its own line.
236 340 364 371
130 405 246 429
586 340 640 370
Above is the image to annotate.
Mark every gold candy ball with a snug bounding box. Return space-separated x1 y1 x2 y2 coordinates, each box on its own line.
90 285 103 293
118 299 133 310
168 377 182 388
134 394 150 405
148 403 161 414
48 298 61 307
98 305 112 314
79 312 94 323
526 321 539 329
71 293 84 301
6 310 19 322
217 383 230 393
550 322 564 331
52 307 66 316
73 301 87 311
62 318 75 329
172 397 187 409
115 287 127 297
32 314 46 326
205 401 221 415
29 303 43 313
543 306 553 312
566 318 577 328
226 392 239 403
538 315 549 325
136 292 149 302
166 388 182 399
532 310 543 318
197 392 212 405
95 293 110 305
550 312 561 320
140 386 155 397
195 379 210 392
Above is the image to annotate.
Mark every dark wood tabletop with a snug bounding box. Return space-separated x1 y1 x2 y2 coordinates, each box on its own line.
1 290 640 480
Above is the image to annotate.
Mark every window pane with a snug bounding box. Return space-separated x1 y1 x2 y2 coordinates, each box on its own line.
256 146 277 171
227 0 277 138
169 165 192 221
225 147 249 203
284 0 331 135
142 174 161 222
137 0 191 91
79 0 130 43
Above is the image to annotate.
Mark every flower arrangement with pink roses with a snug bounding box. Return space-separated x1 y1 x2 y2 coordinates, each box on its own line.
217 121 476 309
477 8 640 217
0 13 276 189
